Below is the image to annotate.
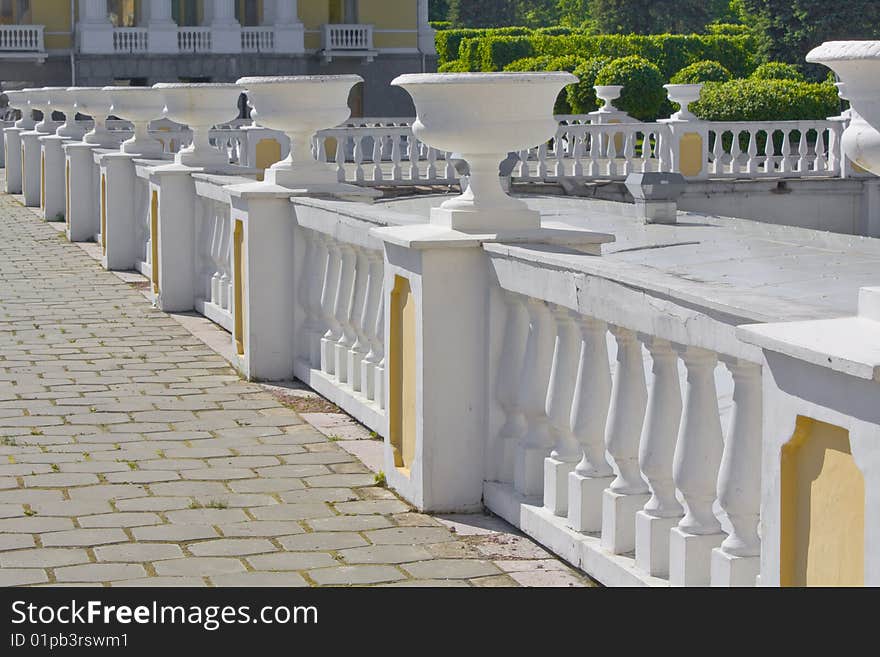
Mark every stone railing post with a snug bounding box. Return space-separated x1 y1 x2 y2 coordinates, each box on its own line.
147 0 178 54
660 83 709 180
210 0 242 53
77 0 114 54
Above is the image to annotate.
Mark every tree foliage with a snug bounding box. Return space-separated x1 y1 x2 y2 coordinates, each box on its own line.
736 0 880 71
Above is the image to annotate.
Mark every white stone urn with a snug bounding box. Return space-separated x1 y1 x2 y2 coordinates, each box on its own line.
236 75 363 186
4 90 35 130
391 72 577 232
663 83 703 121
70 87 116 147
153 83 242 166
29 88 62 134
594 85 623 113
103 86 166 156
47 88 83 139
807 41 880 175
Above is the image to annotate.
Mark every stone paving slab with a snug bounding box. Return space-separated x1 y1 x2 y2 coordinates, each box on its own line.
0 184 593 588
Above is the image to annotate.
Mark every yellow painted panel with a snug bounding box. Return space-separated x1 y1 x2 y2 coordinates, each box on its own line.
389 275 416 473
680 132 704 177
40 151 44 210
31 1 72 30
781 417 865 587
233 219 245 356
65 160 70 226
101 174 107 254
304 32 321 50
299 0 330 30
373 32 417 49
359 0 417 29
45 34 73 49
150 189 159 293
254 138 282 180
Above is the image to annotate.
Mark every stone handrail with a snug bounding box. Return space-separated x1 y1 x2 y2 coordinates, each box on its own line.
241 27 274 53
178 27 212 53
112 27 149 54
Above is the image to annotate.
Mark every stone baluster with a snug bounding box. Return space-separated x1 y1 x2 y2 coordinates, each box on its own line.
588 130 600 177
543 306 581 516
333 244 357 384
796 128 808 173
536 142 549 178
746 130 758 174
374 295 385 410
669 346 725 586
607 128 618 178
513 300 556 498
761 129 773 173
315 135 326 163
372 135 383 181
571 133 584 177
296 229 317 362
353 135 365 182
391 136 402 181
209 212 223 307
711 358 762 587
426 143 437 181
567 317 613 532
407 137 419 180
729 130 742 175
492 293 529 484
623 130 635 175
712 130 723 175
307 233 330 368
334 137 346 182
816 128 828 172
634 336 684 578
554 130 566 177
601 326 650 554
319 240 343 376
360 253 384 402
346 247 371 393
221 213 232 311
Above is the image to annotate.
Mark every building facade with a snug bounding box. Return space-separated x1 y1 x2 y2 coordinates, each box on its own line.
0 0 436 115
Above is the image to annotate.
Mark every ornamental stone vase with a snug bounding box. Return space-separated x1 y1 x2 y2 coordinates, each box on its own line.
391 71 578 232
104 86 166 156
70 87 117 147
236 75 363 187
807 41 880 175
663 83 703 121
4 90 35 130
153 83 242 166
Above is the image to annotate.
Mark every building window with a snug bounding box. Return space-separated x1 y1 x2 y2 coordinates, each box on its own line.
329 0 358 24
108 0 138 27
0 0 31 24
235 0 260 26
173 0 202 26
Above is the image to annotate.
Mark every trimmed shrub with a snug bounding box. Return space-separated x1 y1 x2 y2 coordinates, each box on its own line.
566 57 612 114
437 59 471 73
750 61 805 82
670 60 732 84
430 21 452 31
503 55 555 71
535 26 577 36
546 56 588 114
595 56 666 121
705 23 751 36
435 28 484 64
477 35 535 71
692 79 840 121
459 37 484 70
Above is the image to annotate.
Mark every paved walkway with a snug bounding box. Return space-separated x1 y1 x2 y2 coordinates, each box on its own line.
0 185 591 587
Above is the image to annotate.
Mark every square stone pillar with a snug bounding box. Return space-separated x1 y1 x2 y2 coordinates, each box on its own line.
147 0 179 54
64 143 106 242
660 119 709 181
225 182 299 381
371 224 491 513
4 128 24 194
39 136 69 222
20 131 46 207
266 0 304 53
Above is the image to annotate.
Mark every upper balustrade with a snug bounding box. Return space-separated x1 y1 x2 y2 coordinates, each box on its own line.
0 24 44 54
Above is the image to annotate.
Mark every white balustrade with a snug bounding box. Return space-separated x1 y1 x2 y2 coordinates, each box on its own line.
132 170 153 279
0 25 44 51
241 27 274 53
707 121 843 178
113 28 149 54
194 194 233 331
322 24 373 51
178 27 212 53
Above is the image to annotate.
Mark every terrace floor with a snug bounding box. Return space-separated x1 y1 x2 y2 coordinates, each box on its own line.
0 183 591 588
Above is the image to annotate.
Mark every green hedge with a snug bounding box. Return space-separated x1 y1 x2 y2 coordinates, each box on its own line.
430 21 452 31
670 60 732 84
750 62 805 82
595 56 667 121
692 79 840 121
435 28 483 64
445 33 757 77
